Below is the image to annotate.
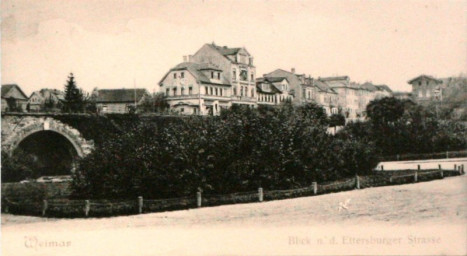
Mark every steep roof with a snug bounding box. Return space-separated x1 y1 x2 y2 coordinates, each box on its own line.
1 84 28 99
375 84 393 92
96 88 148 103
360 82 378 91
160 62 230 86
314 80 337 94
256 80 282 94
209 44 242 56
407 75 443 84
318 76 349 82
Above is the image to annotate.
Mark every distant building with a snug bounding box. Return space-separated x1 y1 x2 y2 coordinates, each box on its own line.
192 43 257 108
318 76 363 119
255 77 292 106
1 84 28 112
160 43 257 115
263 68 311 106
374 84 393 99
159 62 231 115
313 79 338 115
393 92 412 100
28 89 65 112
94 88 150 114
408 75 444 102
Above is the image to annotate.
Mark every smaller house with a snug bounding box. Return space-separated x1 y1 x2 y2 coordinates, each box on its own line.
1 84 28 112
256 77 292 106
28 89 65 112
408 75 443 102
94 88 150 114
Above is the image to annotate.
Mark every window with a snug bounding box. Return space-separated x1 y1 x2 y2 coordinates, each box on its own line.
211 72 214 79
251 74 254 81
180 108 184 113
181 72 184 78
181 87 185 95
173 73 177 79
220 89 223 96
240 70 248 81
234 87 237 95
251 89 255 98
217 73 220 79
215 88 218 95
189 87 193 95
302 89 306 98
233 70 237 80
210 87 213 95
418 81 421 86
173 88 177 96
240 86 244 96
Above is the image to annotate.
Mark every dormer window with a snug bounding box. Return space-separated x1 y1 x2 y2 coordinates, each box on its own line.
181 72 184 78
217 72 220 79
173 73 177 79
211 72 214 79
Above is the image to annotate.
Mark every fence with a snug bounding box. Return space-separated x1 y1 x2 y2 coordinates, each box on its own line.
2 165 464 218
379 150 467 162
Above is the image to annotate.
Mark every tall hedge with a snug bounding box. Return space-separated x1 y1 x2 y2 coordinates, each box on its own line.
72 103 379 199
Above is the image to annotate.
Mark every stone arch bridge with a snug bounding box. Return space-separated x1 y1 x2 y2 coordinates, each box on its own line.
2 114 94 175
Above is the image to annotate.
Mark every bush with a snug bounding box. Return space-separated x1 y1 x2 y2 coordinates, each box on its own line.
72 103 379 199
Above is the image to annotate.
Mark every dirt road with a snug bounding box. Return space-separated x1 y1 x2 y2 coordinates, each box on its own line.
2 175 466 255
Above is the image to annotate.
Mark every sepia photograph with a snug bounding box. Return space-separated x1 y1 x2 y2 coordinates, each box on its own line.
1 0 466 255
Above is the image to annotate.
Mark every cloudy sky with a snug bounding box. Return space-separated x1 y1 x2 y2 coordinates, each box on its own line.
2 0 466 96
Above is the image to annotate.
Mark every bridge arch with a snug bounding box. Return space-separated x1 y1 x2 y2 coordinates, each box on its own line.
2 116 94 158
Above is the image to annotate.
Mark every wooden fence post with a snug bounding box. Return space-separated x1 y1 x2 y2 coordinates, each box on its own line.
258 187 263 202
355 175 360 189
84 200 90 217
138 196 143 214
196 192 202 208
42 200 48 216
439 164 443 178
4 198 9 213
312 182 317 195
414 171 418 183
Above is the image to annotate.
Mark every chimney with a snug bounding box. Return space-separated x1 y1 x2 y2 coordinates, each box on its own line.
291 68 295 74
183 56 188 62
188 55 193 62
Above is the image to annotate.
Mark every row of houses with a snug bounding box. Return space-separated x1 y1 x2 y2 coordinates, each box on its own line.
4 42 463 116
158 42 393 119
1 84 151 114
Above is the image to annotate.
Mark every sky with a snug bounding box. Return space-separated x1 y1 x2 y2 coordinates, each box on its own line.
1 0 466 96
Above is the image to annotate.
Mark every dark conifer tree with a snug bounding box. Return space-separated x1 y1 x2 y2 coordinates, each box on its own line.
63 73 84 113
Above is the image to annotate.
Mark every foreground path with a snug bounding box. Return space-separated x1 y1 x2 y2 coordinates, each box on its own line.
3 176 466 256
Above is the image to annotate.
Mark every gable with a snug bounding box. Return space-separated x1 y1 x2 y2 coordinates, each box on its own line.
1 84 28 100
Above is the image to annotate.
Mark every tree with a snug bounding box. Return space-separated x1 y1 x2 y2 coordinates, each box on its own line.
329 113 346 127
1 150 38 182
63 73 84 113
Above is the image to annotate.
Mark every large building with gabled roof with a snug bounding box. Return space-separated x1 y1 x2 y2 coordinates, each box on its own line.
159 43 257 115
